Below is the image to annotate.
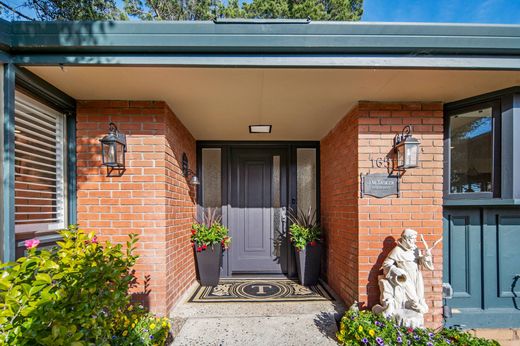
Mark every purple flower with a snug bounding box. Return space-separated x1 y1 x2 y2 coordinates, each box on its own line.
426 343 433 346
362 338 368 344
376 337 384 345
445 339 451 344
428 332 434 338
414 334 420 340
396 336 402 343
150 335 154 339
375 321 382 326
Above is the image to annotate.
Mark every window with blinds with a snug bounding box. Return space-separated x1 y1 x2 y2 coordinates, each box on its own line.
14 91 67 233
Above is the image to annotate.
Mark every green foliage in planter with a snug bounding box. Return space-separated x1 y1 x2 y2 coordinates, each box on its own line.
191 208 231 251
337 308 499 346
0 225 170 345
111 304 172 345
288 207 321 250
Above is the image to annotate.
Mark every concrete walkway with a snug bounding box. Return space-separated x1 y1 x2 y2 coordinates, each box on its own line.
170 281 345 346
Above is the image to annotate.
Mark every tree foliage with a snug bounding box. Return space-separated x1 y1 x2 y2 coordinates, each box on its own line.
25 0 126 20
21 0 363 21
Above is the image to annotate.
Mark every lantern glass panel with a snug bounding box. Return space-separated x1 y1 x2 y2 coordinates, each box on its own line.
405 142 419 168
116 142 125 166
102 142 117 166
397 144 406 168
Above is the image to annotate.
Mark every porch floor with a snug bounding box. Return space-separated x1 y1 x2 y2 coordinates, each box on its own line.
170 280 345 346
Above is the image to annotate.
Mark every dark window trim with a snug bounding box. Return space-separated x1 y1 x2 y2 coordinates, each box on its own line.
13 67 77 241
444 99 501 200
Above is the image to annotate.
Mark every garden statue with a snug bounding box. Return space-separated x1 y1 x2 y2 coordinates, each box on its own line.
372 228 442 328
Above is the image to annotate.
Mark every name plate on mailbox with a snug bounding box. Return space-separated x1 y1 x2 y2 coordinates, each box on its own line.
361 173 399 198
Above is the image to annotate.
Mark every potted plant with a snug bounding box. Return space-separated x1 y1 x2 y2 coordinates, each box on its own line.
289 207 322 286
191 209 231 286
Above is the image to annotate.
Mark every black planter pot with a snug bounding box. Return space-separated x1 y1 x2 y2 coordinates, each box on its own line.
194 244 222 286
295 242 322 286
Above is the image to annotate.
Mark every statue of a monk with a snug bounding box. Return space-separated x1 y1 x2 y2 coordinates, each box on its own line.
372 228 437 328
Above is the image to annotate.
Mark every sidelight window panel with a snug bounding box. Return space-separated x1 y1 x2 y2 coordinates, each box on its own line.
296 148 317 213
201 148 222 215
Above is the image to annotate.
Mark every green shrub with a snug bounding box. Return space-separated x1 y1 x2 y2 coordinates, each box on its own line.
0 225 171 346
337 309 499 346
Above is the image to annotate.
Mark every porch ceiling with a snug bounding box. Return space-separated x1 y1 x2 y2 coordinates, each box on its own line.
26 66 520 140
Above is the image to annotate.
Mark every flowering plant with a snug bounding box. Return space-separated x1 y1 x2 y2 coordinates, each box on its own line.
112 304 172 345
337 308 499 346
288 207 321 250
191 208 231 252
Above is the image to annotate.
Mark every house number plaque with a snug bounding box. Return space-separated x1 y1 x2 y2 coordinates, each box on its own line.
361 173 400 198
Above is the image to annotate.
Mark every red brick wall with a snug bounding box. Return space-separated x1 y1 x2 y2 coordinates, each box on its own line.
321 101 444 327
320 107 360 304
164 106 197 312
76 100 196 315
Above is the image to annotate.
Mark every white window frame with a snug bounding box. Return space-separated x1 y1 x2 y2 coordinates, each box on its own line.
14 91 68 233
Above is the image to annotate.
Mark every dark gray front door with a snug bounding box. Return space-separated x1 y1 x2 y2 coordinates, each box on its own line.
229 148 288 274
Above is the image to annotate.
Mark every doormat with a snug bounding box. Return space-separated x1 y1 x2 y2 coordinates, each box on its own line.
188 278 333 303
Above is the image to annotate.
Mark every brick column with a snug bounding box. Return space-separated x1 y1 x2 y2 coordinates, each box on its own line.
76 100 196 315
321 101 444 327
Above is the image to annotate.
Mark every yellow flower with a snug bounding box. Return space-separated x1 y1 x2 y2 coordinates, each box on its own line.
337 333 344 342
131 323 135 328
369 330 375 337
358 326 363 332
131 314 137 320
127 305 133 311
150 323 156 329
340 324 346 331
122 330 128 337
162 321 168 327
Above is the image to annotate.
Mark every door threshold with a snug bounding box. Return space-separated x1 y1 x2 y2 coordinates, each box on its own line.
229 273 296 280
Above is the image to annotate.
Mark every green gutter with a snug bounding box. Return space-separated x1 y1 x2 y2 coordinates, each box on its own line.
8 20 520 55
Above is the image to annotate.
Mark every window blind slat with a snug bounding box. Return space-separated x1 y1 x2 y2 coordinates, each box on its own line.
16 173 58 182
16 99 60 122
15 117 57 137
15 124 58 144
15 108 57 129
15 149 57 164
16 157 58 171
15 165 57 177
16 142 57 157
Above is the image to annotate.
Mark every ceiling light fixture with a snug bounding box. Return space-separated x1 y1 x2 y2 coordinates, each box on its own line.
249 125 272 134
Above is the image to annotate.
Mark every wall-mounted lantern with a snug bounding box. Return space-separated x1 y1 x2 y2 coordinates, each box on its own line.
100 122 126 176
182 153 200 185
393 125 420 170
